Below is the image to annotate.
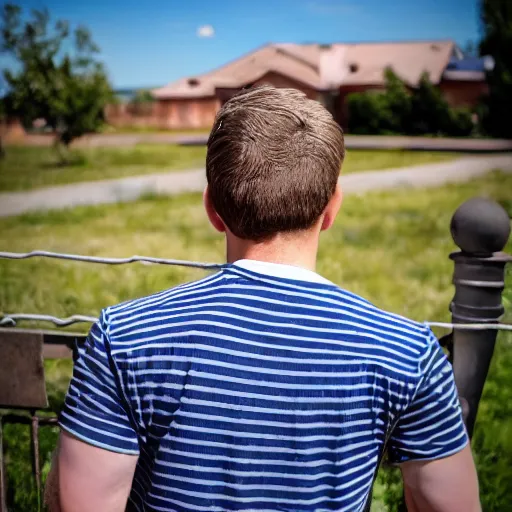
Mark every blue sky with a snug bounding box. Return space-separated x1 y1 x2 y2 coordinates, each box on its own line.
7 0 481 88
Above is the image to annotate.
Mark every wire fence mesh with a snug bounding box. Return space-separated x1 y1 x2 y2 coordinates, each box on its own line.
1 312 511 331
1 249 511 332
0 250 222 269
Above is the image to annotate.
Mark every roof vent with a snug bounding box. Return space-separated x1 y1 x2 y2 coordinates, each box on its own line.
431 44 441 52
188 78 199 87
349 63 359 73
319 43 332 50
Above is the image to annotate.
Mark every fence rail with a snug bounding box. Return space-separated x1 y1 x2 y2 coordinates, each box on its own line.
0 250 222 269
1 312 512 332
1 249 511 333
0 313 98 327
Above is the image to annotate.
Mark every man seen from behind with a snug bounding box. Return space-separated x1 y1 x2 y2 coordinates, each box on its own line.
46 85 480 512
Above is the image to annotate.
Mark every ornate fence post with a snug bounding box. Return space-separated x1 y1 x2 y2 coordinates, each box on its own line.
448 197 511 438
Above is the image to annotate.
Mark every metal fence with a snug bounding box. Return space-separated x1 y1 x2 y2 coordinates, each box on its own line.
0 196 511 511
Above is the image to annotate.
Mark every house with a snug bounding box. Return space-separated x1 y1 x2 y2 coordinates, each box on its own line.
151 40 490 130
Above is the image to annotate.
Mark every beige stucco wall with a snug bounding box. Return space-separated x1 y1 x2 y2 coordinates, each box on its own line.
155 97 220 129
105 97 220 130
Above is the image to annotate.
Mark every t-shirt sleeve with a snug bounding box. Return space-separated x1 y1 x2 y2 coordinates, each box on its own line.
387 329 468 464
59 312 139 455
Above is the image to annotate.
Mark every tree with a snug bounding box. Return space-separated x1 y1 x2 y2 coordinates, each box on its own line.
0 101 5 158
131 89 154 105
0 93 6 158
479 0 512 138
463 40 478 57
127 89 154 116
409 72 452 135
381 67 411 133
346 92 391 135
346 70 473 136
0 76 16 158
0 3 113 156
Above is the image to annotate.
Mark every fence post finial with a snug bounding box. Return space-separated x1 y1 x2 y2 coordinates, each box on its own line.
449 197 511 438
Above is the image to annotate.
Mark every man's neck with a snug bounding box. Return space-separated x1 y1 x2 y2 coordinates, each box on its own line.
225 230 320 271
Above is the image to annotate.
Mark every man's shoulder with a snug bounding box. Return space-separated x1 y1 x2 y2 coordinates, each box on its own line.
326 285 433 357
103 270 226 328
325 284 426 328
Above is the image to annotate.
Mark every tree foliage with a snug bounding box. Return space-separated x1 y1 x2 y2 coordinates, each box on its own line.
131 89 154 105
0 76 15 158
127 89 154 116
347 68 474 137
0 3 113 149
381 68 411 134
0 93 6 158
408 72 452 135
479 0 512 138
344 92 391 135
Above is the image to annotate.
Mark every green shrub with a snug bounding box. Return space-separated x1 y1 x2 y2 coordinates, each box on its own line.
346 69 407 135
381 68 412 134
378 465 406 512
347 69 474 137
447 107 474 137
346 92 391 135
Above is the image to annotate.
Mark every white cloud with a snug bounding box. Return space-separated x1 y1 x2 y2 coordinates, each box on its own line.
197 25 215 38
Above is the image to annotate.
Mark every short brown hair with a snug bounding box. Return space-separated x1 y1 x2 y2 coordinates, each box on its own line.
206 85 345 240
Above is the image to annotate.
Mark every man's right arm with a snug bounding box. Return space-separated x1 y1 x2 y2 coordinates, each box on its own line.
45 315 140 511
388 328 480 512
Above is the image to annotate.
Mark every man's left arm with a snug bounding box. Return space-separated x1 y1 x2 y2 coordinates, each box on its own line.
45 314 139 511
387 328 479 512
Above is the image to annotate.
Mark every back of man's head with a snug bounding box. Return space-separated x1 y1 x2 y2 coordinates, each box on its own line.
206 86 345 241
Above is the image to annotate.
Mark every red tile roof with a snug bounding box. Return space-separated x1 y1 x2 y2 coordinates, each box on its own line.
152 40 455 99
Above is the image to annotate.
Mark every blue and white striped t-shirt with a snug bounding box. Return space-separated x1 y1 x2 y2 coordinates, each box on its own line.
60 260 468 512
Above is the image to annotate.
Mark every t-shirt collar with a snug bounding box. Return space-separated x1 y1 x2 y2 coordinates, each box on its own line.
231 259 333 285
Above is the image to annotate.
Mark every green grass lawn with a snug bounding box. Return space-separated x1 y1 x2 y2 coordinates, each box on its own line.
0 144 208 192
341 149 459 175
0 145 460 192
0 171 511 511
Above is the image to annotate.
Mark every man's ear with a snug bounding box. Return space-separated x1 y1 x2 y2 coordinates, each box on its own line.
321 182 343 231
203 186 226 233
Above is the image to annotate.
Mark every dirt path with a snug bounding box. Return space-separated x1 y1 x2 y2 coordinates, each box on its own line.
8 133 512 152
1 155 511 218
